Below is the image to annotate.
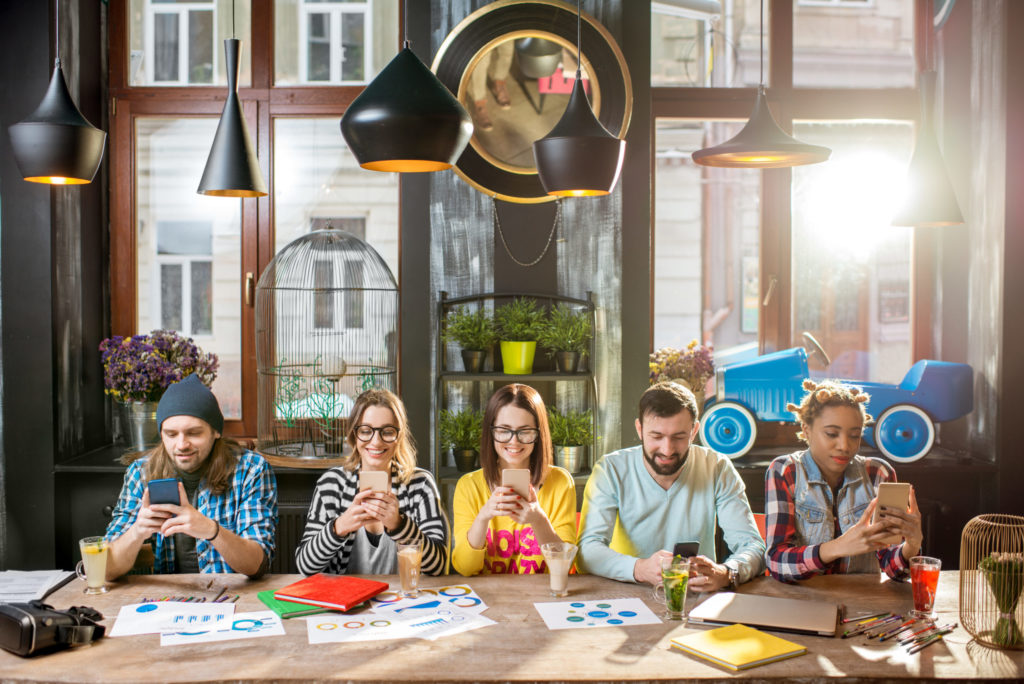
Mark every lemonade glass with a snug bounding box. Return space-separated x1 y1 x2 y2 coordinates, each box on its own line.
654 556 690 620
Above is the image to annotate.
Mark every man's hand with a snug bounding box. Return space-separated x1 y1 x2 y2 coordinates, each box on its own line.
634 550 673 586
156 482 218 540
130 487 173 541
687 555 731 593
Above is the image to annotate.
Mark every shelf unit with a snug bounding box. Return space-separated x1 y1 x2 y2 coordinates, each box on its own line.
433 291 599 505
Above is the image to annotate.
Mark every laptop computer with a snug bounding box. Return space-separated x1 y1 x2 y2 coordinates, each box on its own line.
686 592 839 637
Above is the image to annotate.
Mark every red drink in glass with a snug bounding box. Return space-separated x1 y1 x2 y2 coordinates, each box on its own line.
910 556 942 618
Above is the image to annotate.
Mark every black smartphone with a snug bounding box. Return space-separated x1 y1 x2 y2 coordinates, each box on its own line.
673 541 700 558
148 478 181 505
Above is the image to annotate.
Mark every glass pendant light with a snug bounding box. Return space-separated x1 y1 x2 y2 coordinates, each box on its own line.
691 0 830 168
8 0 106 185
197 1 267 198
532 0 626 197
340 0 473 172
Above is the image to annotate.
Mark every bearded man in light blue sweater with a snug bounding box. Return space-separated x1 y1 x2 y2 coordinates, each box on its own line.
578 382 765 590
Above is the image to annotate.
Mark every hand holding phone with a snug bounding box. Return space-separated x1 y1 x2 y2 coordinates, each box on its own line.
872 482 911 545
359 470 389 494
147 478 181 506
501 468 531 500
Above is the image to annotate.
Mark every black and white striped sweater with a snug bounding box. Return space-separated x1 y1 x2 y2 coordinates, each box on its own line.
295 465 449 576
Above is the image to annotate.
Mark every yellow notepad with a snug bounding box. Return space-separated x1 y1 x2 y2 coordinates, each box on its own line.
670 623 807 671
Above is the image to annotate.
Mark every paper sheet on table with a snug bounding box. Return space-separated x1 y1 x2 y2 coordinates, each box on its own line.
306 603 495 643
160 611 285 646
0 570 75 603
108 601 236 636
534 598 662 630
369 584 488 615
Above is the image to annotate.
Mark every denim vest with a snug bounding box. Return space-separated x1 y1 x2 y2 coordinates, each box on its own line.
790 450 879 574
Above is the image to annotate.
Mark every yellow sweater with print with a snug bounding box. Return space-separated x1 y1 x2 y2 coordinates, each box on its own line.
452 466 577 576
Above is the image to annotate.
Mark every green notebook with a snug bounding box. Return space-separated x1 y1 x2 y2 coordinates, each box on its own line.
257 589 334 618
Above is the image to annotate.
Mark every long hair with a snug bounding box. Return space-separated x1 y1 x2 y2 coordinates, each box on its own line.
480 383 552 491
342 388 418 485
124 438 241 496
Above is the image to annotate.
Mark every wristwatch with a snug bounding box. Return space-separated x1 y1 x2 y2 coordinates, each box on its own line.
726 565 739 591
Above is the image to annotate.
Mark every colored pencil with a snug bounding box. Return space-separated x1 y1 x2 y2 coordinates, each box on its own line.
909 632 946 655
212 586 227 602
843 614 896 638
877 619 916 641
842 611 888 624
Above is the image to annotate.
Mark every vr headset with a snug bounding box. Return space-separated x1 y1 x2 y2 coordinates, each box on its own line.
0 601 105 657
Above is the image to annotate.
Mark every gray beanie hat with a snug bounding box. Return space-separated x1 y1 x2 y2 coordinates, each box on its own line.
156 374 224 433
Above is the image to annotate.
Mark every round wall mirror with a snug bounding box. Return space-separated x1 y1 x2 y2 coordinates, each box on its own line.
433 0 632 203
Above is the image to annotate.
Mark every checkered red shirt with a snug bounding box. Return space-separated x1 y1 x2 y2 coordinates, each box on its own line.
764 453 909 583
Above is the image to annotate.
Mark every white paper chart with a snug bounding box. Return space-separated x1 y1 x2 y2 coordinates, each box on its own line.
369 584 488 615
533 598 661 630
160 611 285 646
306 604 494 644
108 601 236 637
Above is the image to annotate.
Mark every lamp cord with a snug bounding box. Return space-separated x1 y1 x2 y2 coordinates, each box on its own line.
232 0 235 39
493 197 560 268
54 0 60 66
759 0 764 86
576 0 582 79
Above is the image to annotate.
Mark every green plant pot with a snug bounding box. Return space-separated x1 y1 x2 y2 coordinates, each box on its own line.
454 448 479 472
500 341 537 374
461 349 487 373
554 445 586 473
555 351 580 373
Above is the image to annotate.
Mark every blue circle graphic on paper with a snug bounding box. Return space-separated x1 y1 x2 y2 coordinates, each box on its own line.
587 611 609 618
136 604 157 613
607 619 624 625
618 611 637 617
570 602 585 607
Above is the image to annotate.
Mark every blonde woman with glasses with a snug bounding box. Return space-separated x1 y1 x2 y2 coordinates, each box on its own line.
296 389 448 576
452 383 577 576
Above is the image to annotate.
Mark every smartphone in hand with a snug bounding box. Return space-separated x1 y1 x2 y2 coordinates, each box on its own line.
148 477 181 505
501 468 531 500
359 470 389 493
672 541 700 559
872 482 911 545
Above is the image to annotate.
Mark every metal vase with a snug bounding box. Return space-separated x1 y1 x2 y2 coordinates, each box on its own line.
461 349 487 373
120 401 161 454
554 445 586 474
555 351 580 373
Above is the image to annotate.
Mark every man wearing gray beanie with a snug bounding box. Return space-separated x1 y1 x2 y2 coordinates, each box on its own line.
104 375 278 578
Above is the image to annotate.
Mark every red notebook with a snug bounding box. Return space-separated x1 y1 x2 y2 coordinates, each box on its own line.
273 574 390 612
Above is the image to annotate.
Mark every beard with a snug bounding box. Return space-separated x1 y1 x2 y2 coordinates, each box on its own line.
643 445 687 476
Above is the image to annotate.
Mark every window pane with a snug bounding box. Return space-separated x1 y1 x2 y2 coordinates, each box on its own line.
191 261 213 335
652 0 766 88
188 9 215 83
307 13 331 81
136 118 243 419
341 12 365 82
791 121 914 384
161 264 183 330
129 0 251 87
273 118 398 278
653 119 761 360
275 0 398 86
154 13 180 82
793 0 915 88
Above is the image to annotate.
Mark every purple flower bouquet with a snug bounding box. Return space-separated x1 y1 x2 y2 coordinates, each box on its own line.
99 330 218 402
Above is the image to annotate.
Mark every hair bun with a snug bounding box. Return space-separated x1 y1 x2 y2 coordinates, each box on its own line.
815 388 832 402
801 379 818 391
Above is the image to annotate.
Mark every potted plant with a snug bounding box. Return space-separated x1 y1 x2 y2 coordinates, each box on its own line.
547 407 594 474
494 297 544 374
99 330 219 453
538 304 592 373
442 305 497 372
648 340 715 412
439 407 484 472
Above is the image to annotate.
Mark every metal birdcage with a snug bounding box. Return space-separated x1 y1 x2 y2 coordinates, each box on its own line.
256 230 397 459
960 514 1024 649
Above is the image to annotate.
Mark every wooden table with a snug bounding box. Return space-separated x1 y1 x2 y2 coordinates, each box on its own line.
2 571 1021 682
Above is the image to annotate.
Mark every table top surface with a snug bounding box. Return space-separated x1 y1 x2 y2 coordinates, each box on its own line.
1 571 1021 683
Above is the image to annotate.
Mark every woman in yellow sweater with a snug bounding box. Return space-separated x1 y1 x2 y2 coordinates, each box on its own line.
452 384 577 575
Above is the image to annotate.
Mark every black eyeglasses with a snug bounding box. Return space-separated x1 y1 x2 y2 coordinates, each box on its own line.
355 425 400 443
490 426 540 444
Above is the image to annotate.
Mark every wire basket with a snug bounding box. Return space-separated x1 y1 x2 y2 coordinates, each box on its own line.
959 514 1024 649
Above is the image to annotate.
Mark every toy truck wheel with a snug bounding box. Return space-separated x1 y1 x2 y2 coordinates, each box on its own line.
699 402 757 459
874 404 934 463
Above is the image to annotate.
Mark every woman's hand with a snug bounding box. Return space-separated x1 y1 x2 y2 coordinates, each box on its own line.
882 486 923 560
506 485 546 527
478 485 522 522
334 489 377 537
362 489 403 533
819 499 893 563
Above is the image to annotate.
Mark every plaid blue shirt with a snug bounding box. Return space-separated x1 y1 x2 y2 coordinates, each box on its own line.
104 450 278 574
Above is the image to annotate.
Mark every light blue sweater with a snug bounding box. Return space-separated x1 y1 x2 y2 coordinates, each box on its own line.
577 444 766 584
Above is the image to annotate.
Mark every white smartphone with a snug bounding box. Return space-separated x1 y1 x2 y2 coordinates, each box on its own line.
872 482 911 545
359 470 388 493
501 468 531 500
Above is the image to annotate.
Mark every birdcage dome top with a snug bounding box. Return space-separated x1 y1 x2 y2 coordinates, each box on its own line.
257 229 396 292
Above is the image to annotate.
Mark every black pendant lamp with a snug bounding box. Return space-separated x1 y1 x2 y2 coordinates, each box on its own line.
198 3 266 197
9 0 106 185
691 0 830 168
340 2 472 172
532 0 626 197
891 74 963 227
